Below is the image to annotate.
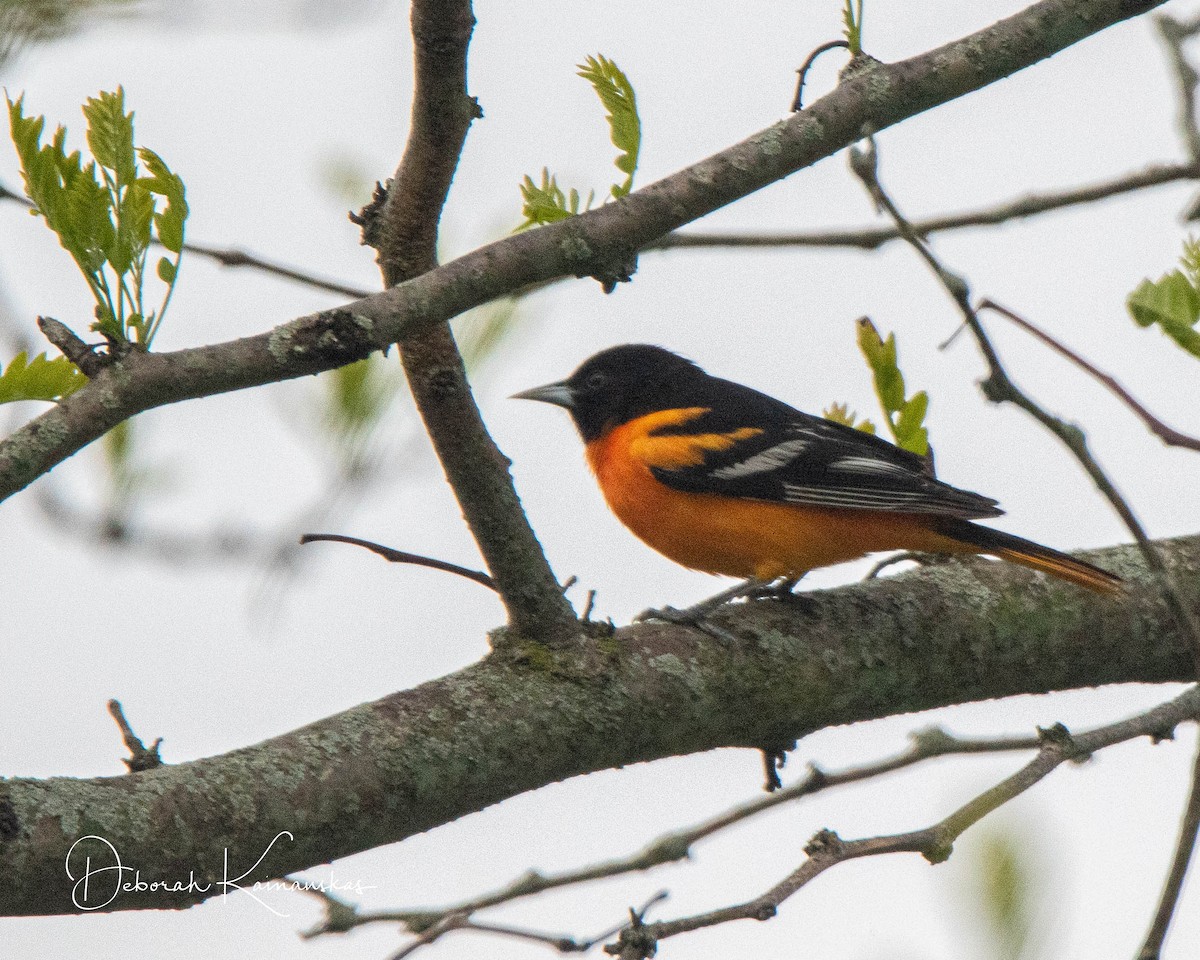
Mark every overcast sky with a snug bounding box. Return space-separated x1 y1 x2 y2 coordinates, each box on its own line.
3 1 1200 958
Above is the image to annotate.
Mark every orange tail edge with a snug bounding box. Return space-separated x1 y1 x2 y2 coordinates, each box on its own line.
938 520 1124 596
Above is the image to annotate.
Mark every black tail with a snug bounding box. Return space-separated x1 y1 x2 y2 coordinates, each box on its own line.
938 520 1123 595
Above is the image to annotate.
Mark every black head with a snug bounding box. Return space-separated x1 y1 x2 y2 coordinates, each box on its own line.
513 344 710 442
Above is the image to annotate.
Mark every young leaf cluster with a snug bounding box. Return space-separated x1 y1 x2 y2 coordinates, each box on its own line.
0 351 85 404
518 54 640 229
518 170 593 228
7 87 188 347
822 401 877 434
854 316 930 456
1126 237 1200 359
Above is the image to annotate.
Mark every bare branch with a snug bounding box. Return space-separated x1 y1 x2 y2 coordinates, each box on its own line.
847 133 1200 673
616 687 1200 952
361 0 578 643
300 725 1041 946
849 134 1200 960
299 533 498 591
2 532 1194 916
106 699 163 772
1156 13 1200 167
656 161 1200 251
0 0 1170 513
979 299 1200 452
1137 733 1200 960
792 40 851 112
179 240 371 298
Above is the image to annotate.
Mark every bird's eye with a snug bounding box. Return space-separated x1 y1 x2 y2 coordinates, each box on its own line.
585 371 608 392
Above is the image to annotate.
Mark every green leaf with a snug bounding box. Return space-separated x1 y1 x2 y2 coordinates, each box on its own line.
156 256 176 283
894 390 930 456
454 297 521 374
854 316 932 455
969 830 1036 960
857 316 905 412
576 54 641 198
82 87 136 185
139 147 188 253
1127 271 1200 359
316 354 404 462
0 352 86 404
111 179 154 274
1182 236 1200 289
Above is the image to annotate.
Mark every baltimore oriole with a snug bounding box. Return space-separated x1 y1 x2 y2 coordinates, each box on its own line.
515 344 1122 595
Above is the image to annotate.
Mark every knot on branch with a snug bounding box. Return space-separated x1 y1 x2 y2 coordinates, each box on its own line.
272 310 377 370
349 181 389 250
804 828 845 859
604 921 657 959
922 836 955 865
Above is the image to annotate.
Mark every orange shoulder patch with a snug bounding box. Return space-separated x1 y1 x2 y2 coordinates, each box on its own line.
622 408 763 470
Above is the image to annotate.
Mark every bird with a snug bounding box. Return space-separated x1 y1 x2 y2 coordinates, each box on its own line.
513 344 1122 604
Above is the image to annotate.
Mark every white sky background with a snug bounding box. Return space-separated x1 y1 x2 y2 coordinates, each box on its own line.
2 0 1200 957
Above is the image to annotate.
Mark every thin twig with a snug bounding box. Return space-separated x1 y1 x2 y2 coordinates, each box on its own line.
847 134 1200 675
445 891 670 955
979 299 1200 452
1138 732 1200 959
851 132 1200 960
654 162 1200 252
302 725 1043 943
0 181 372 299
299 533 497 591
106 699 163 772
792 40 851 112
613 686 1200 952
178 240 372 298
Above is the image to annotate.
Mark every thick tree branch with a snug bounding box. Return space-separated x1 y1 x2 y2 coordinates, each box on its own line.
0 533 1196 917
0 0 1168 507
848 135 1200 670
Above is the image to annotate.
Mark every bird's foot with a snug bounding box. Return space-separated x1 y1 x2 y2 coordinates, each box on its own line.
635 577 788 642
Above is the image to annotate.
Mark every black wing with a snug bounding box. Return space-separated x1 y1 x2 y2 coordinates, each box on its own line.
649 377 1003 519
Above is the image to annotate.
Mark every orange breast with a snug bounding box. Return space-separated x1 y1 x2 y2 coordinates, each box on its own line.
585 412 965 580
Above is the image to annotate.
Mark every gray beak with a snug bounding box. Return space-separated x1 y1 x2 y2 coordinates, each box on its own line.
511 380 576 409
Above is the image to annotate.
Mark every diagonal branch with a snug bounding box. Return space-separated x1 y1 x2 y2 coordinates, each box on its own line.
0 0 1172 516
364 0 577 642
617 687 1200 952
847 135 1200 674
0 180 374 299
980 300 1200 452
0 532 1196 918
301 726 1042 943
